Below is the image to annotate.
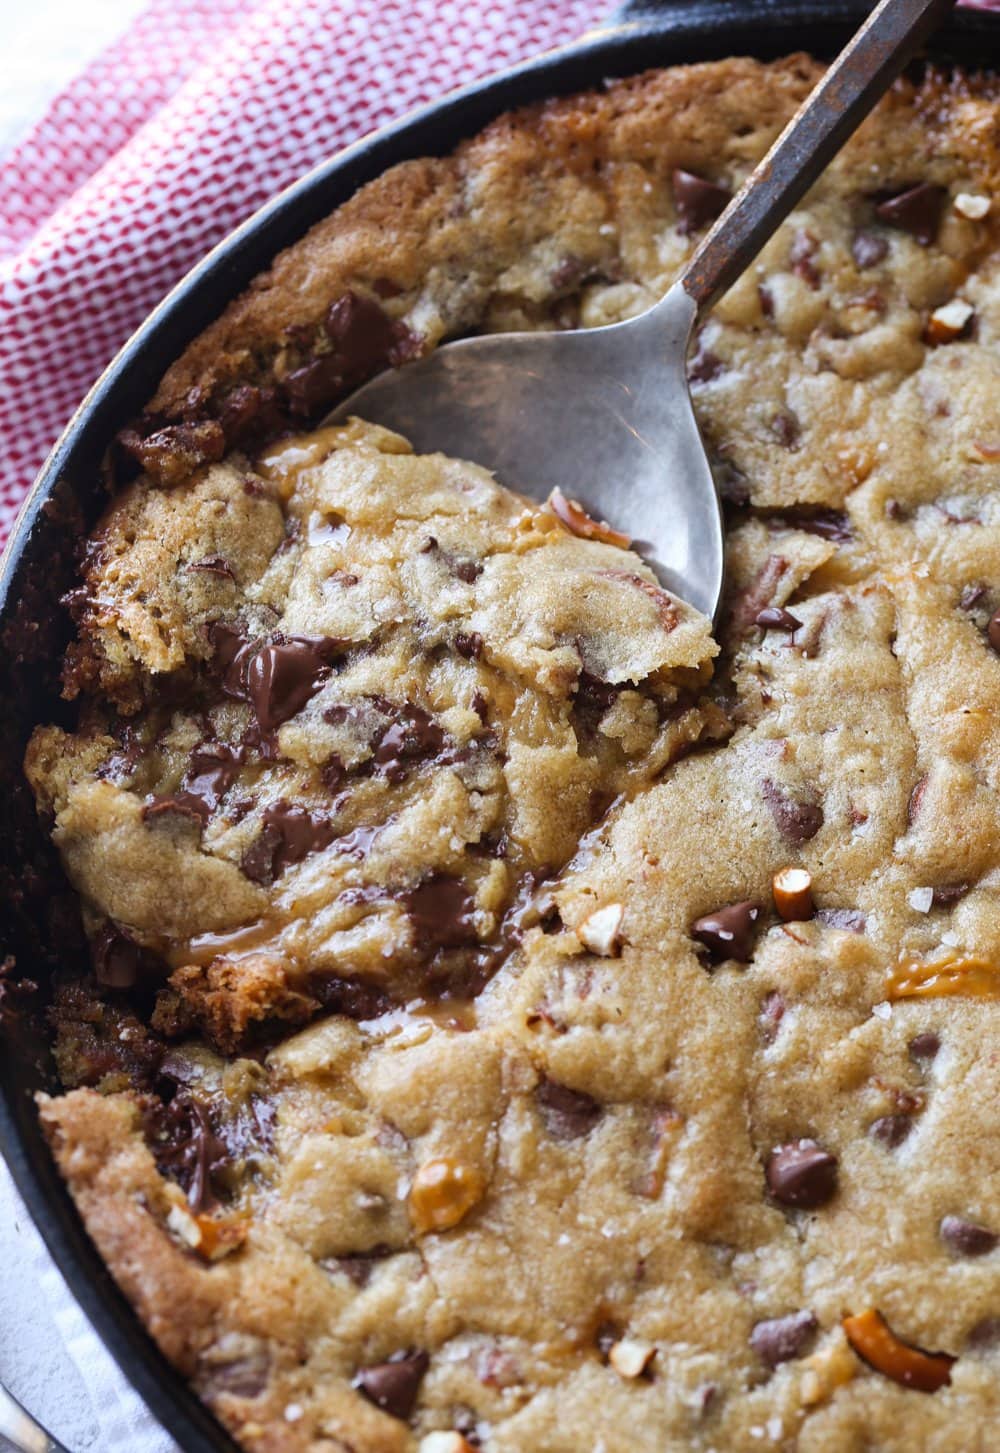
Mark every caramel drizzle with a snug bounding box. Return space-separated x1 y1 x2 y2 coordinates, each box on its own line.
886 954 1000 1001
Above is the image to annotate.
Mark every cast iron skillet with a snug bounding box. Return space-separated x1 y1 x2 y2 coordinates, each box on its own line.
1 2 996 1448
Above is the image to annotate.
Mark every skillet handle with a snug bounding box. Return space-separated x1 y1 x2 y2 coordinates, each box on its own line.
678 0 956 315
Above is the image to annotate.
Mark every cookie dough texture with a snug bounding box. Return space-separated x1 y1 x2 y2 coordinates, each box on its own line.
25 54 1000 1453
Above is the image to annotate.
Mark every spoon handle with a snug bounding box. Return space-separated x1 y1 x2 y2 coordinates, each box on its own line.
680 0 956 315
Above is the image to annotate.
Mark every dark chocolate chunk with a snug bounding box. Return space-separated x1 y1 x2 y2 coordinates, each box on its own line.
326 1246 392 1286
909 1031 941 1063
185 556 235 580
672 169 732 233
118 420 226 488
692 901 760 964
750 1310 818 1368
765 1139 838 1209
455 631 484 660
144 1092 227 1213
816 907 867 933
217 383 286 447
762 778 824 844
851 230 889 269
870 1114 914 1149
789 229 820 288
788 508 853 543
374 705 446 783
760 990 786 1044
770 410 801 450
285 291 420 418
688 348 724 384
755 606 802 632
353 1349 429 1421
141 791 211 828
967 1317 1000 1350
184 740 243 809
402 874 478 954
312 974 393 1021
247 636 343 731
874 183 946 246
91 923 166 991
932 882 969 907
940 1215 998 1257
960 583 987 612
907 775 929 825
535 1079 601 1140
453 559 483 584
987 610 1000 653
241 801 336 884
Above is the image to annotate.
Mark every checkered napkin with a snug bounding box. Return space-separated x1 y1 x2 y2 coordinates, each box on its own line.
0 3 604 1446
0 0 606 552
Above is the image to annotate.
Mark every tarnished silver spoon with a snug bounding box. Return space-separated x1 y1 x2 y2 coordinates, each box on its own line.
332 0 953 619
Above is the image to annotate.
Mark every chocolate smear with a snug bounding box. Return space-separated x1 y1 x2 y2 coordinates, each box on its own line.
402 874 478 954
374 705 446 783
247 636 344 732
756 606 802 632
142 792 211 828
241 802 335 885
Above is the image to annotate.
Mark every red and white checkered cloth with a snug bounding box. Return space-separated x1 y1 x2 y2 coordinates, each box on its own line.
0 0 607 552
2 0 998 556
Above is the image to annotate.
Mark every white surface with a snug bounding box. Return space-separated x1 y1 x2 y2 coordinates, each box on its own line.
0 0 145 153
0 1165 178 1451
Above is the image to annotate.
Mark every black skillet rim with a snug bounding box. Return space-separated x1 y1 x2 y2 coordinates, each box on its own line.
1 3 997 1449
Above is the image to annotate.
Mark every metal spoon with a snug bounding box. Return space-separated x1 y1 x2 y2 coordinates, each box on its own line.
332 0 953 619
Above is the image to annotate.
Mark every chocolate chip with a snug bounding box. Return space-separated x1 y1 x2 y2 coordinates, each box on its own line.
326 1246 392 1286
184 740 243 809
353 1349 429 1421
217 383 286 447
144 1092 227 1213
374 705 446 783
874 183 946 246
118 420 226 488
755 606 802 632
770 410 801 450
784 508 853 543
960 583 987 612
765 1139 838 1209
535 1079 601 1140
870 1114 914 1148
185 556 235 579
762 779 824 844
967 1317 1000 1350
246 636 344 732
789 230 820 289
760 990 786 1044
851 230 889 268
673 169 732 233
931 882 969 907
92 922 146 989
909 1032 940 1063
758 283 775 318
284 293 420 418
312 974 392 1020
987 610 1000 653
750 1310 818 1367
907 775 928 825
241 802 335 884
453 559 483 584
816 907 867 933
141 791 211 828
688 347 725 384
692 901 760 964
455 632 484 660
941 1216 998 1257
403 874 478 954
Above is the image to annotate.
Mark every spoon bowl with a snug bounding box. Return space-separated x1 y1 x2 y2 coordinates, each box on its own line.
333 0 954 619
332 284 724 615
